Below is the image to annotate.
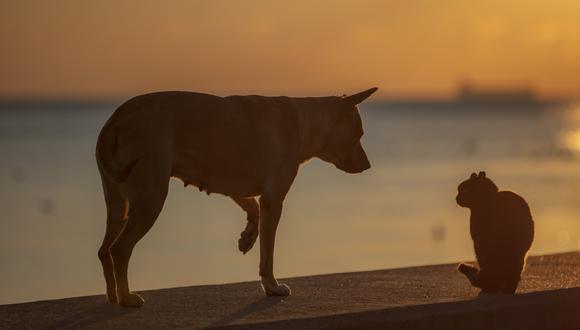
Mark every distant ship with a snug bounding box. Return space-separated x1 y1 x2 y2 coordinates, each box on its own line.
456 82 538 105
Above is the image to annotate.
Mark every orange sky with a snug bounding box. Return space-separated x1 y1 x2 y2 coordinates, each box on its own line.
1 0 579 100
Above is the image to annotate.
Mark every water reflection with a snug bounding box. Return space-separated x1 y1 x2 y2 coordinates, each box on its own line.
0 102 579 304
10 167 26 183
38 199 55 216
558 103 580 152
430 224 446 242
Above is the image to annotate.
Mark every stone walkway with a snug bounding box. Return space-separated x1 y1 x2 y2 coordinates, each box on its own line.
1 253 579 329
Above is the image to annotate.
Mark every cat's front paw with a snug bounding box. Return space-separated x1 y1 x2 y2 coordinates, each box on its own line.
458 263 478 278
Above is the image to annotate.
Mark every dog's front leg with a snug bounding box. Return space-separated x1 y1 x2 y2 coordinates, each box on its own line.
231 197 259 254
258 194 291 296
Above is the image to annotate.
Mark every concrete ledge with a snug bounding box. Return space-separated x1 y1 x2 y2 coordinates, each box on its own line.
1 252 579 329
222 288 580 330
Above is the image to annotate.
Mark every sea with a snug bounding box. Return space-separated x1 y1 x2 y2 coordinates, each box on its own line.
1 100 579 304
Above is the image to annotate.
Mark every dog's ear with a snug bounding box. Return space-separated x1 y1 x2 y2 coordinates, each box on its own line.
478 171 486 178
343 87 378 105
470 172 477 179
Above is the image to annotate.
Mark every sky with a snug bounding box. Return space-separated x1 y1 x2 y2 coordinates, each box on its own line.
1 0 579 100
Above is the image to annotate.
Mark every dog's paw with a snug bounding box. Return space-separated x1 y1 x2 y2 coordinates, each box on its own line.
261 279 291 297
118 293 145 308
238 226 258 254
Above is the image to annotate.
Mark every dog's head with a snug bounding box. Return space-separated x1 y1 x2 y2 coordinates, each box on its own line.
317 88 377 174
456 171 498 208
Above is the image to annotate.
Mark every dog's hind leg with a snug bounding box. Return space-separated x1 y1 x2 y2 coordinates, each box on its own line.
97 175 127 304
109 160 169 307
232 197 259 254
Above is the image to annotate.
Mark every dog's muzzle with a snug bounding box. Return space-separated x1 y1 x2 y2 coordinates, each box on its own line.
339 142 371 174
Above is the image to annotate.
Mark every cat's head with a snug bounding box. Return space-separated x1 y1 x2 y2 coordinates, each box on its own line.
456 171 498 208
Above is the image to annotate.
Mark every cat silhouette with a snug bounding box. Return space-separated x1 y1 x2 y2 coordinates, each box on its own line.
456 171 534 294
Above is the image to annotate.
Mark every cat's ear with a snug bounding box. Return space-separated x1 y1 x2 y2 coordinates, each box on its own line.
478 171 486 178
470 172 477 179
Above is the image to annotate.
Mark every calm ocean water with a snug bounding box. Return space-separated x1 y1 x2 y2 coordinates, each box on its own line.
1 101 580 304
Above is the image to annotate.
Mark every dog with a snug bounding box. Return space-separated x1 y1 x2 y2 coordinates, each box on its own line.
456 171 534 294
96 88 377 307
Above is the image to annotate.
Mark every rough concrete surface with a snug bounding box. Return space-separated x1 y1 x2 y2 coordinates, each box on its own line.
1 253 579 329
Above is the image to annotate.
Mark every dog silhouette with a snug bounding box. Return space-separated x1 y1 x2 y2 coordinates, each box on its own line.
96 88 377 307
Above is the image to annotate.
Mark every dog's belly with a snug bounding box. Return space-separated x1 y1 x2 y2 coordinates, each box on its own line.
172 158 264 198
173 174 263 197
178 175 262 197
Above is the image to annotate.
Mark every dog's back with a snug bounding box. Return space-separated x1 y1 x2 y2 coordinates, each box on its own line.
97 92 300 193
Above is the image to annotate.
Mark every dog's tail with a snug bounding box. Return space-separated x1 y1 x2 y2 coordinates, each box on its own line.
96 125 138 184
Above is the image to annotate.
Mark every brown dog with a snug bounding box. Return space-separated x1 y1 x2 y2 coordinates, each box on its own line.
96 88 377 307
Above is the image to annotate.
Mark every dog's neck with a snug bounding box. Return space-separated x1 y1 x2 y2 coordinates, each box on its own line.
294 97 340 163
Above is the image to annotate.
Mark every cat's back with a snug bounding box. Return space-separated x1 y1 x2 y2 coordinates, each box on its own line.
495 191 532 221
496 190 534 248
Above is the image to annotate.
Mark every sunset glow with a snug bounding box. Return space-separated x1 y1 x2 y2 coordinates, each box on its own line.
1 0 579 100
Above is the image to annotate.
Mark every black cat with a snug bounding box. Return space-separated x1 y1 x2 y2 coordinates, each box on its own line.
456 171 534 294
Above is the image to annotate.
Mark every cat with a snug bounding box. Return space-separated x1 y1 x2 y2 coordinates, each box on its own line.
456 171 534 294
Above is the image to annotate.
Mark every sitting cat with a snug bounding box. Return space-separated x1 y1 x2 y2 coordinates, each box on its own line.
456 171 534 294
